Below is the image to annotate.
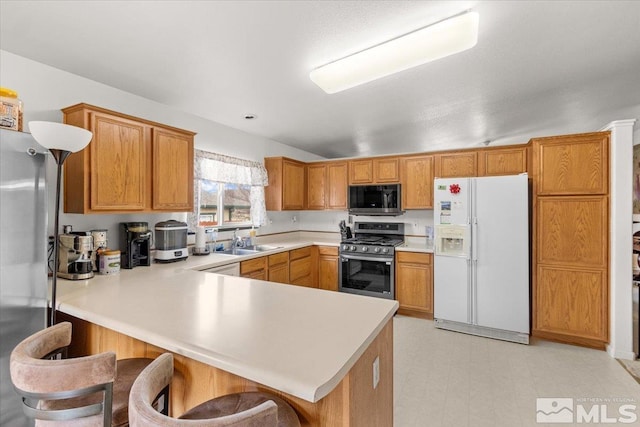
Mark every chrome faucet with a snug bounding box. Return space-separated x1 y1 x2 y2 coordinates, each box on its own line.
232 229 244 248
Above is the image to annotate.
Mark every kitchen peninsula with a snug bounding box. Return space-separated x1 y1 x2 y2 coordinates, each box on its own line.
54 240 398 427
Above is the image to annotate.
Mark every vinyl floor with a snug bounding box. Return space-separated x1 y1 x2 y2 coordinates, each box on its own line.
393 315 640 427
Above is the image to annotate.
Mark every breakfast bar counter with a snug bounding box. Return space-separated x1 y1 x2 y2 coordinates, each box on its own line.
55 250 398 426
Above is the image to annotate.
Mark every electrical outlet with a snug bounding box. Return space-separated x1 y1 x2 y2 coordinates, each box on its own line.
291 215 297 223
372 356 380 389
348 215 353 224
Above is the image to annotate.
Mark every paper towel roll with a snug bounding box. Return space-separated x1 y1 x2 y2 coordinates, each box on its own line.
196 226 206 249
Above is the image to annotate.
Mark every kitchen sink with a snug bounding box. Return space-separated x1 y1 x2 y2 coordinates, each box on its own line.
216 245 283 256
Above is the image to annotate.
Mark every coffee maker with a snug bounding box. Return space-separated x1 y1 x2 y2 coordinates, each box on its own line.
120 222 152 269
58 232 95 280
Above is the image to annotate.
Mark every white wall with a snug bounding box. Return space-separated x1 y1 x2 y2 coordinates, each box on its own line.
0 50 324 248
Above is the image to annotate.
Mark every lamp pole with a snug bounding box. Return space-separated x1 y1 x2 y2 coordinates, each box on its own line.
48 149 71 327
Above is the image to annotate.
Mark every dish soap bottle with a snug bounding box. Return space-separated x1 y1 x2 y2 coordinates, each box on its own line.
249 226 256 247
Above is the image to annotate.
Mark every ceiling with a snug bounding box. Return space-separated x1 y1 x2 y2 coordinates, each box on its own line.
1 1 639 159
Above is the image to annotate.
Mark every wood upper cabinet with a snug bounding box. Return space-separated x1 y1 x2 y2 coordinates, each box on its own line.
152 128 194 210
62 103 195 213
533 132 609 195
326 162 348 209
375 158 400 183
306 161 348 210
265 157 305 210
434 151 477 178
349 159 373 184
478 146 529 176
268 252 289 284
349 157 399 184
401 155 434 209
306 163 326 210
395 252 433 319
317 246 339 292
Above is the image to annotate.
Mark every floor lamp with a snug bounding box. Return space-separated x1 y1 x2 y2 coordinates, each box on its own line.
29 121 93 327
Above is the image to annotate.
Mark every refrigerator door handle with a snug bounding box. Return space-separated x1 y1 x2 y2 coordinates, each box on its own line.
467 258 473 323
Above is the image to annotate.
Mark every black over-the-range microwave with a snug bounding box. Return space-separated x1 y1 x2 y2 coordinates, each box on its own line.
348 184 403 216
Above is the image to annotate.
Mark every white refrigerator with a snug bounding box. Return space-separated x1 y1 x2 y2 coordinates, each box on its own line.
433 174 530 344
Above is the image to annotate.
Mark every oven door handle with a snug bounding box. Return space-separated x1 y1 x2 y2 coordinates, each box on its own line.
340 254 393 263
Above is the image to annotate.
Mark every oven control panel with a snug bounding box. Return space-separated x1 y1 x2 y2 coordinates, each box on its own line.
340 244 393 255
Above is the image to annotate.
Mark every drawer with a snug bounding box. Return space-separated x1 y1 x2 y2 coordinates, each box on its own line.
396 251 432 265
290 257 312 281
318 246 338 256
268 251 289 267
290 246 312 261
240 257 267 274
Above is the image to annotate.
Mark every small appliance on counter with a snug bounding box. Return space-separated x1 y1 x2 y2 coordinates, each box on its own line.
58 231 94 280
120 222 152 269
90 229 108 272
155 220 188 262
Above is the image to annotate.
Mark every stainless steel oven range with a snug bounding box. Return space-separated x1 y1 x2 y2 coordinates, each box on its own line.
339 222 405 300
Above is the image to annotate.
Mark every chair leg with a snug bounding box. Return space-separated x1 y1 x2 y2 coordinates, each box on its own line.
103 382 113 426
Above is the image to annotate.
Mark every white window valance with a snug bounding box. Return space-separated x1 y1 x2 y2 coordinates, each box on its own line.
190 150 269 228
195 150 268 186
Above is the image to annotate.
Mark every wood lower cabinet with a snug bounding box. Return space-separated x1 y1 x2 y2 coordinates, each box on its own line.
317 246 339 292
268 252 289 284
478 146 529 176
240 257 267 280
535 266 607 344
62 103 194 213
265 157 306 210
400 155 434 209
289 247 315 288
434 151 477 178
395 252 433 319
532 131 610 349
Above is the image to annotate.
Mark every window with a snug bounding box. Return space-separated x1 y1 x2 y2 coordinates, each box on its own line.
189 150 268 230
198 180 252 227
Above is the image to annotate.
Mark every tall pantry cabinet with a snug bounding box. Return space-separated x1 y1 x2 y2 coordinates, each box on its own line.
532 132 610 349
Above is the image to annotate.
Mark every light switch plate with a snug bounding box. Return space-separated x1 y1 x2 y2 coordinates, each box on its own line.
373 356 380 389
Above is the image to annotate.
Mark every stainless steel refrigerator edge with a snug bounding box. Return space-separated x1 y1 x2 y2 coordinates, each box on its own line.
0 129 47 426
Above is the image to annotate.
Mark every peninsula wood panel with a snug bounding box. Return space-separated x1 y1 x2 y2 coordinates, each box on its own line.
535 266 608 343
401 155 434 209
434 151 477 178
395 252 433 319
306 163 326 210
152 128 193 210
478 146 528 176
533 132 609 195
58 312 394 427
536 196 608 268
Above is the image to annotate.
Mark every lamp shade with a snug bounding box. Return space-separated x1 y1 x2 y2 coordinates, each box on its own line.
28 121 93 153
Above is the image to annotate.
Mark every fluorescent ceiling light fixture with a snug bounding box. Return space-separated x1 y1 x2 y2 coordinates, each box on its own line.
310 10 479 94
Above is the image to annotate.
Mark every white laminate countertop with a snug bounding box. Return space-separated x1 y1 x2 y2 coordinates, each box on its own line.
55 237 398 403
